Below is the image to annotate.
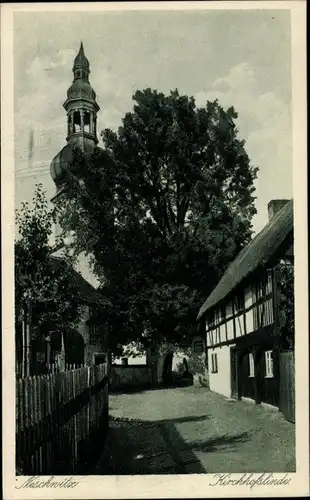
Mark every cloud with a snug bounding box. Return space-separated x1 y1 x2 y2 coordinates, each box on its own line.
195 62 292 233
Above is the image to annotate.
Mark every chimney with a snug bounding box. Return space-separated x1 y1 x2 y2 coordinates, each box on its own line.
268 199 290 221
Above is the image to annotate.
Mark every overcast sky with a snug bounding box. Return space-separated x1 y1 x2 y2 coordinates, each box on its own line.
14 8 292 234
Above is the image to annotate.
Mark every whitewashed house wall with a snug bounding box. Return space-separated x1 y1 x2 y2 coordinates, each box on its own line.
208 344 234 398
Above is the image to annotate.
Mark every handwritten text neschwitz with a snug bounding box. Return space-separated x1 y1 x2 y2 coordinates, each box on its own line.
16 476 79 489
209 472 291 489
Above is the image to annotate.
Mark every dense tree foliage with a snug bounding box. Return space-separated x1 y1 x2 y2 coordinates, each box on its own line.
15 184 81 344
56 89 258 352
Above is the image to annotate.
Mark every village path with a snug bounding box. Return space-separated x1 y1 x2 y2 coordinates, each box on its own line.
95 386 295 474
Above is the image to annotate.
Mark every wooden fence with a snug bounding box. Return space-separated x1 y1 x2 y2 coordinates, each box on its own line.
279 351 295 423
15 362 86 379
16 363 109 475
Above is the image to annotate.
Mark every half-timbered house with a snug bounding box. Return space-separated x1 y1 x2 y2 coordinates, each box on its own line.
197 199 294 410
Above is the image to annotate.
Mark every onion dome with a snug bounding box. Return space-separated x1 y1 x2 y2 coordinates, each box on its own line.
50 143 75 189
66 78 97 102
50 138 99 190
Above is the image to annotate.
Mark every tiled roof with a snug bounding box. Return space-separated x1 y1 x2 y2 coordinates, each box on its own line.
197 199 293 320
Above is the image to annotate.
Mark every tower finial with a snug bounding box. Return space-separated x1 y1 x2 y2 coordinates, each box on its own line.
73 42 90 73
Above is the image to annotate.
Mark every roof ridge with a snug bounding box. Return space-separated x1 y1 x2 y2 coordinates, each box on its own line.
197 199 293 320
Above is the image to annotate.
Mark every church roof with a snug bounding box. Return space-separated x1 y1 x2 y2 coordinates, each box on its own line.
197 199 294 320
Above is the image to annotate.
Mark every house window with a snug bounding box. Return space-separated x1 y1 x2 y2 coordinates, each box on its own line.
249 353 254 378
211 353 218 373
265 350 274 378
217 326 221 344
193 340 203 354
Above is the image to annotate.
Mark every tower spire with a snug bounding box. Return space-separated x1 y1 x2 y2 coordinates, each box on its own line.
73 41 90 78
50 44 101 197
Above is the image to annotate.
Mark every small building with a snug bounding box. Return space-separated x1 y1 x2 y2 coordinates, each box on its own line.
197 200 294 414
16 256 108 376
50 257 109 367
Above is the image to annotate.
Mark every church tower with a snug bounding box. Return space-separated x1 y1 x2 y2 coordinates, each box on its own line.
50 42 101 199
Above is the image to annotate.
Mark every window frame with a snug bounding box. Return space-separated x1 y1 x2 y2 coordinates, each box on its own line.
211 353 218 373
248 352 255 378
265 350 274 378
193 340 204 354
